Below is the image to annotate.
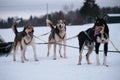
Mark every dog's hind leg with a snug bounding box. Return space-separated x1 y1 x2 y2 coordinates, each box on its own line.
47 42 51 57
86 42 94 64
13 41 19 61
78 42 85 65
21 44 25 63
103 43 108 67
53 42 57 60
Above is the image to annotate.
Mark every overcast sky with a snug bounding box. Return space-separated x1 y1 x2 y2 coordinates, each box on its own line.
0 0 120 19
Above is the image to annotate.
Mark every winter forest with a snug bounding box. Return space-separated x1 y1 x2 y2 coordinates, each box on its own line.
0 0 120 28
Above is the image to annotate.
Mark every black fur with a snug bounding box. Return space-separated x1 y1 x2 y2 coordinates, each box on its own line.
77 16 109 65
78 28 95 50
77 27 95 65
94 17 109 56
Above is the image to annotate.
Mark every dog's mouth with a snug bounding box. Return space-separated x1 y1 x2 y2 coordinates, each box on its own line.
58 24 65 31
94 27 103 36
59 26 63 30
28 30 34 37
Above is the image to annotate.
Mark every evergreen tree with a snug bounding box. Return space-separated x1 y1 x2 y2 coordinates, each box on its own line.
80 0 100 23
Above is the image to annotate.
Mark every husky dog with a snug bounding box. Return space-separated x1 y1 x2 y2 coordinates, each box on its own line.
12 20 38 63
94 16 109 67
77 27 95 65
46 19 66 60
77 16 109 67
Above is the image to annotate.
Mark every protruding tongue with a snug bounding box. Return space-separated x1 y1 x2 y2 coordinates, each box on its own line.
94 28 102 36
29 32 33 37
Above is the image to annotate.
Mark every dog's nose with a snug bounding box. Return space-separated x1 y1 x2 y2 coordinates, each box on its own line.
102 40 104 42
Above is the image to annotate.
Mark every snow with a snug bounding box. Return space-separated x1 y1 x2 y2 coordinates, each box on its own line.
108 14 120 17
0 23 120 80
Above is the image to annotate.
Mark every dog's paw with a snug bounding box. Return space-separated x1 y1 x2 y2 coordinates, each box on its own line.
103 63 109 67
53 58 56 60
60 55 63 58
21 61 24 63
63 56 67 59
77 63 81 65
13 58 16 62
24 58 29 61
35 59 39 61
87 62 92 64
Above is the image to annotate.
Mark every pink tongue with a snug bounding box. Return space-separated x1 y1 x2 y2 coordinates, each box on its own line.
94 30 99 36
29 32 33 37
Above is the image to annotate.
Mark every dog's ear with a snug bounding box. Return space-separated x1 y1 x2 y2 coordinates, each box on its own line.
23 25 28 31
95 16 99 20
95 16 99 23
57 20 60 23
103 16 107 22
63 20 66 23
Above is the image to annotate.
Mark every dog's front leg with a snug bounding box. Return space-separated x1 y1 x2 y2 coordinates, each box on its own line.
23 47 29 61
103 43 108 67
59 43 63 58
63 39 66 58
32 44 38 61
53 42 57 60
21 49 25 63
47 42 51 57
95 43 100 66
13 41 19 61
13 47 17 61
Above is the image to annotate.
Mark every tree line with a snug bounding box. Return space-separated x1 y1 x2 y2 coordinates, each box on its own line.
0 0 120 28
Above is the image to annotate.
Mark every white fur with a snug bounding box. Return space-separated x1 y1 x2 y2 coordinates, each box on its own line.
96 33 109 43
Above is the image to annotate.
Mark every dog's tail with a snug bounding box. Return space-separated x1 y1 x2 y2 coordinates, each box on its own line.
12 20 21 35
46 19 54 30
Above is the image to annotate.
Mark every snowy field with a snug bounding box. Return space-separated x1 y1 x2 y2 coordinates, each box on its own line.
0 23 120 80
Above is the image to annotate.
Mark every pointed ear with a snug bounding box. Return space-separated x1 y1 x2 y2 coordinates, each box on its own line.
63 20 66 23
95 16 99 20
57 20 60 23
103 16 107 21
95 16 99 22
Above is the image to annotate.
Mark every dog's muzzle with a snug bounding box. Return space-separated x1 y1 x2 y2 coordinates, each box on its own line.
94 27 103 36
28 30 34 37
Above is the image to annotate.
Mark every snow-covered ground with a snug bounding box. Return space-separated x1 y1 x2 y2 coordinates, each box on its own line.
0 23 120 80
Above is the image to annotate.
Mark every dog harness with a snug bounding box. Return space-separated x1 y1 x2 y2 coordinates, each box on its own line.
56 32 66 40
24 36 33 45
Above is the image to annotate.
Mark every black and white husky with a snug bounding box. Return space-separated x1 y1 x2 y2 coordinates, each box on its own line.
77 16 109 67
46 19 66 60
94 16 109 67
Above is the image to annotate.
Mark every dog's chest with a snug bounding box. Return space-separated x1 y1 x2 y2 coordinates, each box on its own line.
55 31 66 41
23 36 33 44
96 33 109 43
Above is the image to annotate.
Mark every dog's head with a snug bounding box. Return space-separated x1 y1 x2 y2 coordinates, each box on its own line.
24 25 34 37
56 20 66 32
94 16 107 36
94 16 109 43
